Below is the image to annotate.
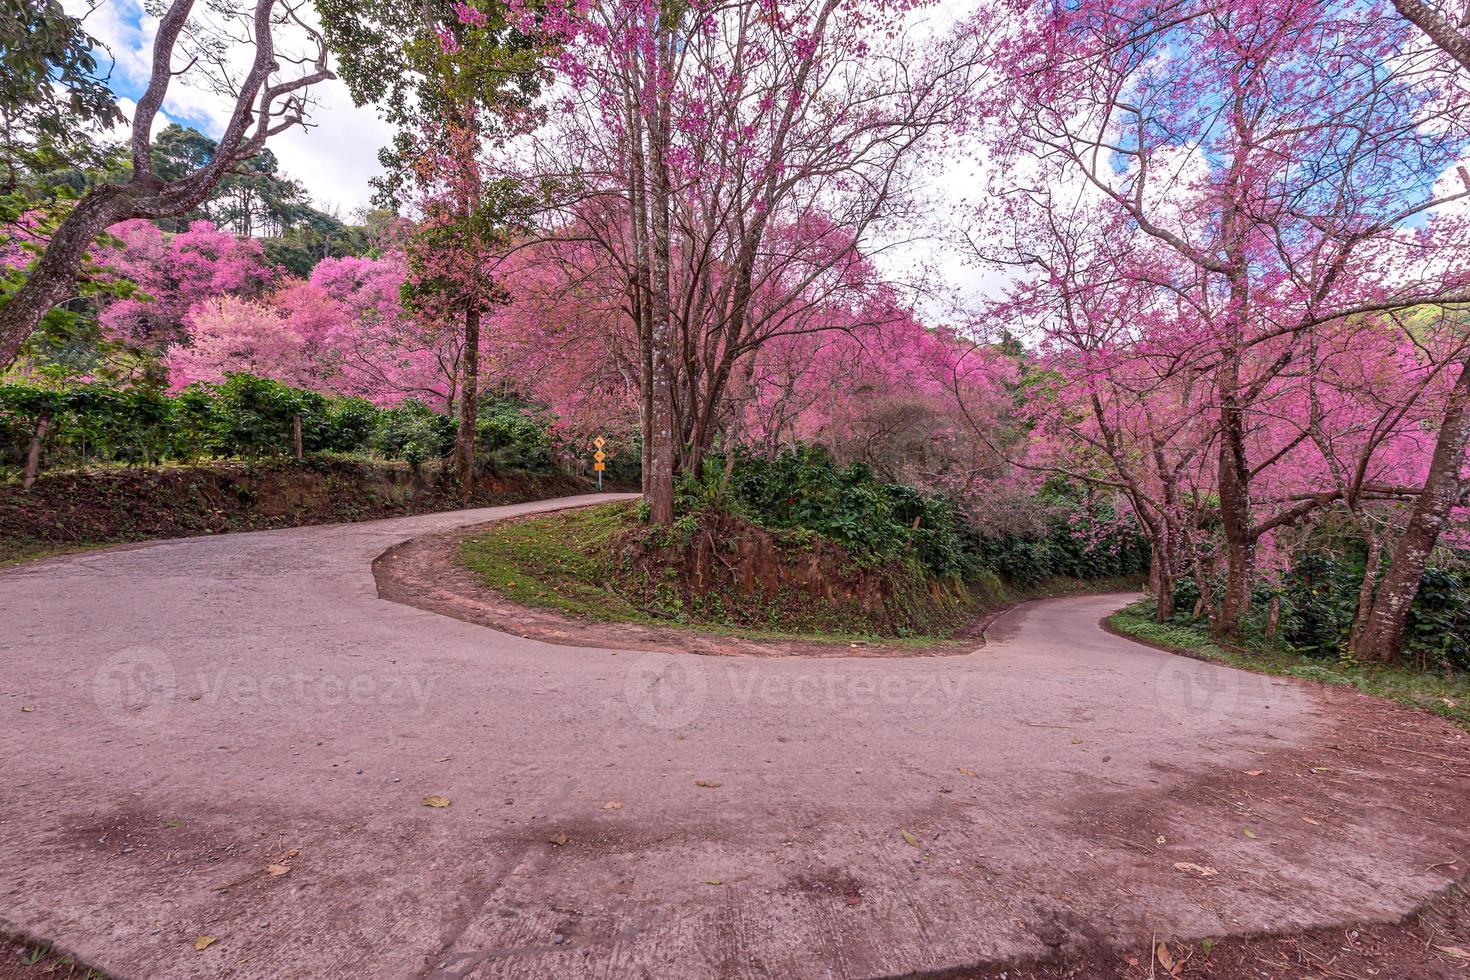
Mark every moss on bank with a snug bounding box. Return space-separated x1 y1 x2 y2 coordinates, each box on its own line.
1108 600 1470 730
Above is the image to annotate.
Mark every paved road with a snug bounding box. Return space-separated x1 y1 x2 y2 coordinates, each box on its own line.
0 495 1465 978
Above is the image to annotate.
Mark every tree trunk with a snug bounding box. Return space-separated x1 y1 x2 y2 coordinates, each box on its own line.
642 27 678 527
455 304 481 505
0 191 125 368
1215 379 1255 634
1353 360 1470 662
1155 573 1176 622
292 414 303 462
1392 0 1470 73
1149 548 1176 622
1347 532 1382 656
21 412 50 490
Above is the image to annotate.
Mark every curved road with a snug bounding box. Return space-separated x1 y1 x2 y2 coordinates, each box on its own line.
0 495 1465 978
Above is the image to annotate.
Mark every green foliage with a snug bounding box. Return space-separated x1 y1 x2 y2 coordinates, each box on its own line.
1 0 124 178
678 444 1149 584
476 400 554 472
322 397 381 453
966 510 1150 588
1405 567 1470 670
682 445 956 575
1167 550 1470 672
368 397 455 466
206 374 328 457
0 373 559 475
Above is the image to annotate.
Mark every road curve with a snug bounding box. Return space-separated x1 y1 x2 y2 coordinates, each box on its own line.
1 495 1466 978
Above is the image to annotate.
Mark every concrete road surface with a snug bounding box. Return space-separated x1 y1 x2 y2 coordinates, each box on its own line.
2 495 1467 978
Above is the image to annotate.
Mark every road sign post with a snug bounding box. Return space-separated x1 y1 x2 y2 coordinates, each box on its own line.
593 437 607 491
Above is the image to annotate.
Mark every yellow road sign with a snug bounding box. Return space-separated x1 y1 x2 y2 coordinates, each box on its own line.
594 450 606 462
594 462 606 472
593 436 606 449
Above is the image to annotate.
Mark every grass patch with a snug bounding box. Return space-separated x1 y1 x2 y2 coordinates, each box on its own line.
458 501 1144 645
0 539 116 568
1109 600 1470 730
456 501 938 644
458 501 658 625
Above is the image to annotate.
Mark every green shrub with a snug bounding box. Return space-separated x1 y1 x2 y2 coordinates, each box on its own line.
476 401 554 473
679 445 1148 584
369 398 455 467
323 397 381 454
1168 549 1470 671
202 374 328 457
0 374 566 476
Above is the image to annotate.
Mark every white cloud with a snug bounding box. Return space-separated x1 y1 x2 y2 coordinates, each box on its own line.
69 0 392 214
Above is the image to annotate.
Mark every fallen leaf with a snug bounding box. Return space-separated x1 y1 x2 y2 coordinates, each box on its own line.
422 795 451 808
1433 945 1470 959
1302 816 1321 826
267 864 290 876
549 832 569 847
1242 827 1258 839
20 706 33 713
194 936 216 951
694 780 722 788
956 767 978 778
702 878 722 885
1244 770 1264 776
1156 941 1181 977
1155 835 1166 845
602 801 623 810
434 757 451 763
1310 766 1332 773
901 829 921 847
1173 861 1219 878
1070 738 1083 745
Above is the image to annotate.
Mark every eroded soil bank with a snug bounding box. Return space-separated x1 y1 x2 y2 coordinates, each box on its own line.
0 459 592 563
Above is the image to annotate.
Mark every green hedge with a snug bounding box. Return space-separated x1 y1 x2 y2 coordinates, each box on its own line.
1168 553 1470 671
0 373 560 476
677 445 1149 583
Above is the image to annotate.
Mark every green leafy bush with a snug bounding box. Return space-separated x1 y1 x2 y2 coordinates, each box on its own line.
476 400 555 473
0 373 562 477
369 398 455 467
678 445 1148 584
1168 550 1470 671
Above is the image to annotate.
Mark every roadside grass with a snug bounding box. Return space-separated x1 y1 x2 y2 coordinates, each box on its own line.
455 501 936 644
0 539 116 569
1108 600 1470 730
457 501 1144 646
458 501 657 625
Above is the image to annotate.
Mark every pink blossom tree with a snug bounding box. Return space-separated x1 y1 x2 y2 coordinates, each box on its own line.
492 0 986 522
96 220 273 348
992 0 1470 639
